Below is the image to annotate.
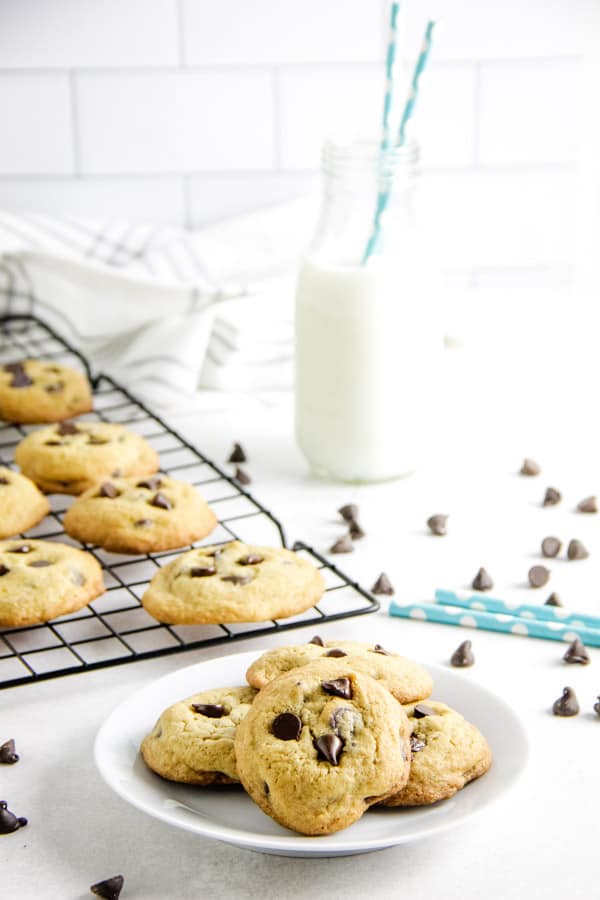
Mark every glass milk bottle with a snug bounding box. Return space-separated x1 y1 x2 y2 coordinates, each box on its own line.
295 138 443 483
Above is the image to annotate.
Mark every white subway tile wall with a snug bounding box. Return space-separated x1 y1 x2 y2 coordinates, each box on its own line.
0 0 593 282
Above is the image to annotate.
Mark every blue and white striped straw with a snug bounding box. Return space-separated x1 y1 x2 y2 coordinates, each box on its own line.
363 18 436 263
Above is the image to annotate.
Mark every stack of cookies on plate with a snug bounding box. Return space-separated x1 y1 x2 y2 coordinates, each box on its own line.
140 637 493 836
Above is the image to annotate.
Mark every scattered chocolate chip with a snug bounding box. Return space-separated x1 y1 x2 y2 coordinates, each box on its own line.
545 592 562 607
238 554 263 565
0 740 19 765
309 635 324 646
228 442 247 464
528 565 551 588
314 733 343 765
413 703 437 719
321 677 353 700
45 381 65 394
191 703 226 718
28 560 52 568
594 697 600 717
134 519 153 527
330 533 353 554
0 565 9 577
472 567 493 591
325 648 347 658
563 638 590 665
372 643 392 655
552 686 579 717
543 486 562 507
7 544 31 554
338 503 359 523
371 572 394 595
87 435 109 445
577 495 598 514
349 520 365 540
190 566 216 577
221 574 252 586
10 370 33 388
90 875 124 900
233 466 251 486
98 482 119 499
272 712 302 741
520 457 541 476
427 514 448 536
410 734 426 753
71 570 86 586
567 539 589 561
0 477 9 485
137 476 163 490
541 536 561 559
0 801 27 834
57 422 80 436
149 492 171 510
451 639 475 667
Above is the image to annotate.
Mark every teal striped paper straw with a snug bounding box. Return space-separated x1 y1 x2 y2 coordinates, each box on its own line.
362 2 402 264
389 600 600 647
435 588 600 631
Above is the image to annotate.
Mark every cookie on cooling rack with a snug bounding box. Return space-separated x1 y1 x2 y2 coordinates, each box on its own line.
246 638 433 704
63 473 217 554
234 659 412 835
141 540 326 625
380 700 492 807
141 685 257 785
0 466 50 538
0 359 92 424
14 421 159 495
0 538 104 627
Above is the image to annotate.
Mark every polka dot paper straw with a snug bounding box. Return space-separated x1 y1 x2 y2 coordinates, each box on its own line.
389 600 600 646
435 588 600 631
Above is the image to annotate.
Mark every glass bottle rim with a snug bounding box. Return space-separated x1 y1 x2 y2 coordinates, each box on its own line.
321 136 419 178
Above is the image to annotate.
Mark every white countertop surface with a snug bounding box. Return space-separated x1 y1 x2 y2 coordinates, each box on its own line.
2 293 599 899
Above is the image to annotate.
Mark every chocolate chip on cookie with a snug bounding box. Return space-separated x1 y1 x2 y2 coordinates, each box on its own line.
191 703 226 718
149 492 171 510
98 482 119 498
90 875 124 899
325 648 347 658
57 422 80 435
190 567 216 577
413 703 437 719
272 713 302 741
221 574 252 586
322 677 353 699
0 739 19 765
309 635 324 646
238 554 264 565
314 733 343 766
372 643 392 655
137 476 163 490
552 686 579 716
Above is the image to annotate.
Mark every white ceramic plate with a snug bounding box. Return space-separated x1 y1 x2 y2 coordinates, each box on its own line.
95 650 528 858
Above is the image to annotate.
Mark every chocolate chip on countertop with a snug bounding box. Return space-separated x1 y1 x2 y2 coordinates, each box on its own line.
338 503 359 523
427 514 448 536
552 686 579 717
410 734 426 753
98 482 119 499
272 712 302 741
520 458 541 476
330 533 353 554
545 592 562 607
0 739 19 765
349 519 365 540
233 466 251 486
57 422 80 435
190 566 217 577
325 648 347 658
567 539 589 561
413 703 437 719
191 703 226 718
321 677 353 700
227 442 247 464
450 639 475 667
137 476 163 490
577 496 597 514
472 567 493 591
594 697 600 717
314 733 344 765
563 638 590 665
528 565 551 588
543 486 562 507
541 536 562 558
308 635 324 646
0 801 27 834
149 492 171 510
90 875 125 900
371 572 394 596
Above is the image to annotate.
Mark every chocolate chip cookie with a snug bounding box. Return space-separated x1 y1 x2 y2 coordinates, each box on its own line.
234 659 412 835
0 466 50 538
246 638 433 704
15 422 159 494
0 538 104 627
63 473 217 554
141 540 325 625
380 700 492 807
0 359 92 423
141 685 257 785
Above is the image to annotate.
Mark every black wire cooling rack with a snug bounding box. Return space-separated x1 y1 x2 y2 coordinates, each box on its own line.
0 315 378 689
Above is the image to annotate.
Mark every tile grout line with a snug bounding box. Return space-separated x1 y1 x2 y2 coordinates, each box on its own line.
68 70 81 177
271 66 282 170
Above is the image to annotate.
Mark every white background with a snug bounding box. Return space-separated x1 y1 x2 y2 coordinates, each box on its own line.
0 0 598 288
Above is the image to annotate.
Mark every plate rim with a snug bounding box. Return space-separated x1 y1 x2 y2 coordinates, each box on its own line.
94 649 529 854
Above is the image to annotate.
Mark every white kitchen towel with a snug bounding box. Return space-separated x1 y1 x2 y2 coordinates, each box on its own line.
0 199 317 404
